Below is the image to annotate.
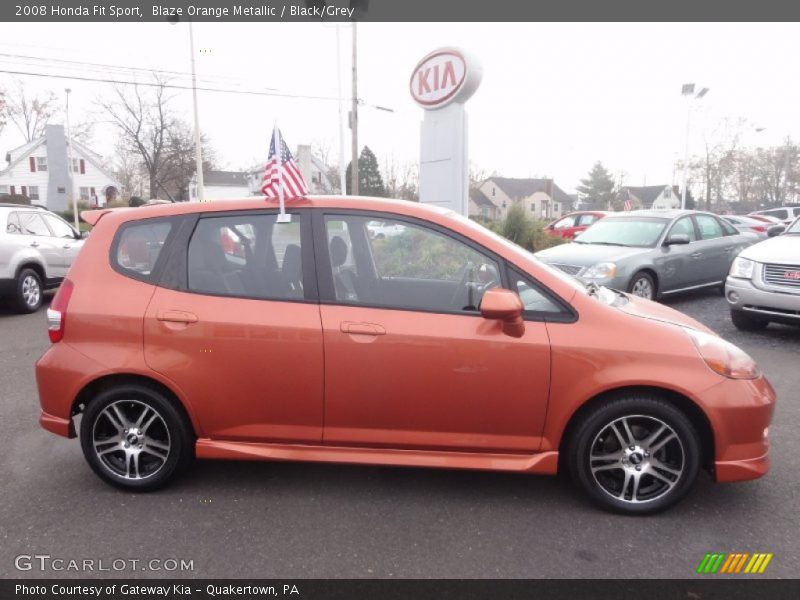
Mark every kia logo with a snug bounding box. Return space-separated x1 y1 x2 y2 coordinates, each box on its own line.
409 50 468 108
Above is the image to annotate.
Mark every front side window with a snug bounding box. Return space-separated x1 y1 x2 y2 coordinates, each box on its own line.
768 209 788 220
36 157 47 171
188 214 304 300
324 215 501 313
578 214 599 226
695 215 724 240
553 215 576 229
668 216 697 242
44 214 76 239
114 220 173 279
512 272 564 315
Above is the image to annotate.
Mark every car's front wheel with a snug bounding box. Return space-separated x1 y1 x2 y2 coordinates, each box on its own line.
567 394 701 514
80 384 194 491
628 271 657 300
730 309 768 331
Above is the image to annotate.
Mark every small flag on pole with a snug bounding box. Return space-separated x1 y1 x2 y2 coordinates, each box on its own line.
623 198 632 211
261 124 308 222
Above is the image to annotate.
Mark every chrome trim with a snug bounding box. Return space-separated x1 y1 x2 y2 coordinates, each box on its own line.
742 306 800 320
660 280 723 295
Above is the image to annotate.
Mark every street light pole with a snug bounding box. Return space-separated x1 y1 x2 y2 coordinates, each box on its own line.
679 84 709 210
350 21 359 196
189 21 205 202
336 24 347 196
65 88 78 230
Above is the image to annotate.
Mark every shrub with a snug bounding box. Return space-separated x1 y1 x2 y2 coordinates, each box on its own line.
0 193 31 206
128 196 145 207
493 204 565 253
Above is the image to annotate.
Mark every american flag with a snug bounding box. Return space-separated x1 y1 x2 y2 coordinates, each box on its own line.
623 198 632 211
260 130 308 198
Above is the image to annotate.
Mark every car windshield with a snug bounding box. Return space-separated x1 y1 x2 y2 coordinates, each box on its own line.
786 218 800 234
574 217 668 247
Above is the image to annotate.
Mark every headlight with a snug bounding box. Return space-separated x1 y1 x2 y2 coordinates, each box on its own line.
684 328 761 379
730 257 755 279
583 262 617 279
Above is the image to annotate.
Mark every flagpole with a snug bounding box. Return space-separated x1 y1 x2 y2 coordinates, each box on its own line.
274 122 291 223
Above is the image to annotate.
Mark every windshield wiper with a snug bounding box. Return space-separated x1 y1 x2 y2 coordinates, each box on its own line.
586 241 630 247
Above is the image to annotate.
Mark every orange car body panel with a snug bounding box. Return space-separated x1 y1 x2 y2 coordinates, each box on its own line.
36 197 775 483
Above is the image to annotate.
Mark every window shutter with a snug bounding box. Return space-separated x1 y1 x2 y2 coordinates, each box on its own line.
29 157 36 172
90 187 96 197
21 186 27 197
79 159 85 174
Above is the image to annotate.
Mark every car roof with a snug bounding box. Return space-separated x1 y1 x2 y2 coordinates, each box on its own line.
604 209 699 219
0 203 45 210
81 196 456 226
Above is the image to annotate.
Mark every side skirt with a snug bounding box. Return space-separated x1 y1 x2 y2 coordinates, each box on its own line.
196 439 559 475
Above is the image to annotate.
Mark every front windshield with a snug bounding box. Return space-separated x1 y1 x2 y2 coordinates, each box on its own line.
787 217 800 234
575 217 668 247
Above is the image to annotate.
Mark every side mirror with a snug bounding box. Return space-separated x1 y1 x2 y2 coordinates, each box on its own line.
767 225 785 238
480 288 525 338
665 233 690 245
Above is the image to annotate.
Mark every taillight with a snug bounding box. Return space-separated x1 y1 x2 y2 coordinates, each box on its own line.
753 226 766 233
47 278 74 343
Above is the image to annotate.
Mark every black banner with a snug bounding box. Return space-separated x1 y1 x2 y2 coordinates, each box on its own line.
2 0 800 22
3 579 800 600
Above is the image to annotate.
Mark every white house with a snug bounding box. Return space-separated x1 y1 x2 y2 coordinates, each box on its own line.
620 185 680 210
189 145 334 202
0 124 122 211
470 177 572 221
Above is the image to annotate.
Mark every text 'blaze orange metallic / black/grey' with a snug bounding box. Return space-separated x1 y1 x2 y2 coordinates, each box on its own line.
35 196 775 514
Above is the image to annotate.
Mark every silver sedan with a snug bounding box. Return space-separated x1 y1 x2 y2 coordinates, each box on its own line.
535 210 758 300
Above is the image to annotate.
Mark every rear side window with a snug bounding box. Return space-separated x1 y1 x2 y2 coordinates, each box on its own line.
114 220 173 280
6 212 21 234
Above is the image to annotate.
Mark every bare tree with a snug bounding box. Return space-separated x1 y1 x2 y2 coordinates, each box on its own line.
98 79 213 201
381 155 418 201
5 80 60 142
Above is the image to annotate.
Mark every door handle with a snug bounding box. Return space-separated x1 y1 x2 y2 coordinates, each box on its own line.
340 321 386 336
62 244 72 249
30 241 39 248
157 310 199 324
690 252 703 259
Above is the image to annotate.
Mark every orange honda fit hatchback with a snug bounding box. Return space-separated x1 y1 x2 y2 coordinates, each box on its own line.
36 197 775 514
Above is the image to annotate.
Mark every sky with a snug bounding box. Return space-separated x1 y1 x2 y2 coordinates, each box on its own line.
1 22 799 194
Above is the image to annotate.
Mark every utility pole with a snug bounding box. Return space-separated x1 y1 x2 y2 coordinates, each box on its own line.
784 136 792 204
65 88 78 230
336 24 347 196
350 22 359 196
189 21 205 202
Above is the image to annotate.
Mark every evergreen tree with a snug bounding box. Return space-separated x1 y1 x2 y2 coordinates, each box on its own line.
577 162 616 209
346 146 387 196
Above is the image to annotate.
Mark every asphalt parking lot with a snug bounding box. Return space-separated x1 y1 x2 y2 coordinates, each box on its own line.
1 290 798 579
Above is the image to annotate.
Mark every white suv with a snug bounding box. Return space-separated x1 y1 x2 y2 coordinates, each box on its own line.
0 203 86 313
750 206 800 226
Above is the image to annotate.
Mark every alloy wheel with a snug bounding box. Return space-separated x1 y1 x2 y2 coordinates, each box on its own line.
92 400 171 480
22 274 40 308
589 415 685 504
631 277 653 299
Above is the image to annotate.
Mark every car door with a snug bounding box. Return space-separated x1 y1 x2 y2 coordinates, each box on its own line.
314 210 552 453
42 213 83 273
693 214 735 285
656 216 699 291
143 210 325 444
14 211 64 280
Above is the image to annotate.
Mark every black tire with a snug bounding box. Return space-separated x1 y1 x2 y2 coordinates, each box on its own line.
80 383 194 491
14 267 43 313
730 309 768 331
628 271 657 301
566 393 701 515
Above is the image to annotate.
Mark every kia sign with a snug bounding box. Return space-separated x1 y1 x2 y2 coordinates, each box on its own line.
409 48 482 110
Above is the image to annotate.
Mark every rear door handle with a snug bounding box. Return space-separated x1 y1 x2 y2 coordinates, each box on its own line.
157 310 199 324
690 252 703 259
30 241 39 248
340 321 386 336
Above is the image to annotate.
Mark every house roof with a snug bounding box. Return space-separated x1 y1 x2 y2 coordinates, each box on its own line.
469 187 495 208
489 177 573 206
202 170 252 187
622 185 670 206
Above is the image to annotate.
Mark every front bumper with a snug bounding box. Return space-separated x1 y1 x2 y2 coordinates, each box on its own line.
726 276 800 322
702 375 776 483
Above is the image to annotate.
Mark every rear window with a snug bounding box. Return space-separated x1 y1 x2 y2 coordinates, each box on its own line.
113 220 173 281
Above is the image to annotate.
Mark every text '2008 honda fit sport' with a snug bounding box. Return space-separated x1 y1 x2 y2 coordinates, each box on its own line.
35 197 775 514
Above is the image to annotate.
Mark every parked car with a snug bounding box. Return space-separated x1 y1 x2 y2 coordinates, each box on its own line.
0 203 86 313
366 220 405 239
535 210 758 300
545 211 609 240
722 215 770 238
749 206 800 226
746 214 783 226
725 216 800 330
36 197 774 514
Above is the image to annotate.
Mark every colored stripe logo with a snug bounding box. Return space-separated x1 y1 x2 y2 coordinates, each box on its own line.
697 553 773 574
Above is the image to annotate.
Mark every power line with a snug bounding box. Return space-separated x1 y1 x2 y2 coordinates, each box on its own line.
0 67 341 102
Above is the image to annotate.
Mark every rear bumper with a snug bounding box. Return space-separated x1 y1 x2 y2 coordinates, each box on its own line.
715 451 770 483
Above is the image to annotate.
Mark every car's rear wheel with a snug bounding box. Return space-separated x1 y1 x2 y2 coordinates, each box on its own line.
628 271 657 300
730 309 768 331
567 394 701 514
15 268 43 313
80 384 194 491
